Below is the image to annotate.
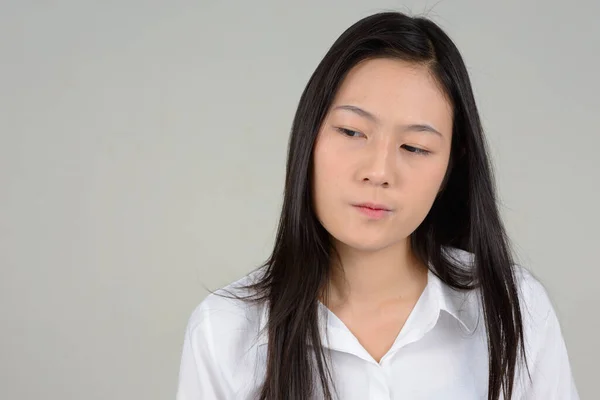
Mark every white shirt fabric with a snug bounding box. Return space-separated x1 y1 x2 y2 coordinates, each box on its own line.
176 247 579 399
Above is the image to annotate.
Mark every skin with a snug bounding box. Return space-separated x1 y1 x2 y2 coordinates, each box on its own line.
312 57 454 363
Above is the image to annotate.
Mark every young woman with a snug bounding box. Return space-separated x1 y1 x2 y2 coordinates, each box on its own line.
176 11 579 400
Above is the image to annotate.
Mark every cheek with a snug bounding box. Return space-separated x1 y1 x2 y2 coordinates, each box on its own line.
423 162 448 192
406 161 449 212
313 135 346 191
312 136 349 225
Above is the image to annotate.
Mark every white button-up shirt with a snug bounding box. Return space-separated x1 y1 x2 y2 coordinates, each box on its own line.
176 248 579 399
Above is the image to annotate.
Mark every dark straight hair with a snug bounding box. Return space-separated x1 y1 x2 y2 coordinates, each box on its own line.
220 11 528 400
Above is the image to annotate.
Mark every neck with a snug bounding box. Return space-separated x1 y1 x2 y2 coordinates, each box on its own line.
323 237 428 308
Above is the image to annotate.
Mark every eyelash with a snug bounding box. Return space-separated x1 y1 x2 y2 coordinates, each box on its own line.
335 127 431 156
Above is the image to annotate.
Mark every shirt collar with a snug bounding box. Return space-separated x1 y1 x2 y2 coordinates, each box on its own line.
255 248 479 348
426 267 479 334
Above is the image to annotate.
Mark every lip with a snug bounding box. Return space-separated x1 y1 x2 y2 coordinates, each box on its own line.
352 202 393 220
353 202 393 211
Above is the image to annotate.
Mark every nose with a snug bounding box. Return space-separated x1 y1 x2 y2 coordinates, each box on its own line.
359 137 396 188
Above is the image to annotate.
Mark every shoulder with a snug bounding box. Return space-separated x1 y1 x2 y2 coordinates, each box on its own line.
443 246 554 318
177 268 269 398
187 267 264 320
514 264 554 328
441 246 555 332
183 267 268 361
511 266 579 397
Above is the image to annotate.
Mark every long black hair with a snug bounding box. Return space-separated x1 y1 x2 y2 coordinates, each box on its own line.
219 11 528 400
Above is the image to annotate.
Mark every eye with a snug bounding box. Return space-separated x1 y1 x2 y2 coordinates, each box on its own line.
402 145 431 156
335 127 365 138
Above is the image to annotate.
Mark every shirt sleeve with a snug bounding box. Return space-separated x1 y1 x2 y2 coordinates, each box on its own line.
175 308 231 400
520 301 580 399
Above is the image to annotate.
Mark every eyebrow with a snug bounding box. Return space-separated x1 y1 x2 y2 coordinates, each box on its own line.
332 104 444 138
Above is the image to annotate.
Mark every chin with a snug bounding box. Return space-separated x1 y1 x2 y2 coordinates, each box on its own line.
332 233 396 253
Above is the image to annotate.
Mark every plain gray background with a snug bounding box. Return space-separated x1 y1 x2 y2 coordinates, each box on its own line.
1 1 598 399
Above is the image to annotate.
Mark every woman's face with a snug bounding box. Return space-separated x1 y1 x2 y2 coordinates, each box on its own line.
312 58 453 253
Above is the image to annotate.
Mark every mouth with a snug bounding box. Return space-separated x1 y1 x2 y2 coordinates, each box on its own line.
352 202 393 219
353 202 393 211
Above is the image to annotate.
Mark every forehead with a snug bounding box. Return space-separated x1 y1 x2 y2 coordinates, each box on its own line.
331 58 453 133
